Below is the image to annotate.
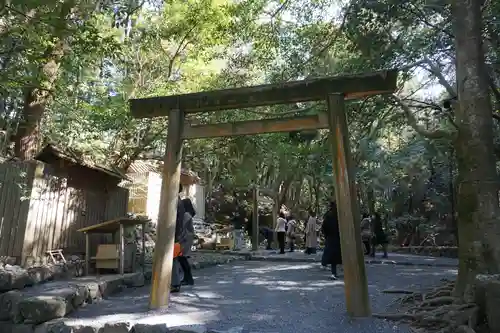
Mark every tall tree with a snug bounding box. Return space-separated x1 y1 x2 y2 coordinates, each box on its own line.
451 0 500 299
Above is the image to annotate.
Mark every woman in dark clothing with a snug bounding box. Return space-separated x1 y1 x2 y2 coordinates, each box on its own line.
321 201 342 280
360 213 372 255
179 198 196 285
370 212 388 258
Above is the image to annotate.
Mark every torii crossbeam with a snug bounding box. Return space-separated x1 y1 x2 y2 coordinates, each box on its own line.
129 69 398 317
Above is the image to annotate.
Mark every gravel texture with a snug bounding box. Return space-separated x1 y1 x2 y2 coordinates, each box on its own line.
57 260 458 333
206 249 459 268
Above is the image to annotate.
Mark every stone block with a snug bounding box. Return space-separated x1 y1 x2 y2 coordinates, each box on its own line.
34 321 100 333
168 325 207 333
71 284 90 308
132 324 168 333
84 282 101 302
98 279 124 299
122 274 145 288
19 294 74 324
27 267 53 285
0 266 32 292
99 322 132 333
0 322 34 333
485 280 500 333
0 290 22 321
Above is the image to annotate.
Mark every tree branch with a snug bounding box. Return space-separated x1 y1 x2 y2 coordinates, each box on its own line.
390 94 456 139
421 57 456 97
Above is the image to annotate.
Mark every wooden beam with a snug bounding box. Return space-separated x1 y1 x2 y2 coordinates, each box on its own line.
149 109 184 310
183 114 328 139
326 93 371 317
130 70 398 118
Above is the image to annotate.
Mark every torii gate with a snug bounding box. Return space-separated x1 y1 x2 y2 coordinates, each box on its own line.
129 69 398 317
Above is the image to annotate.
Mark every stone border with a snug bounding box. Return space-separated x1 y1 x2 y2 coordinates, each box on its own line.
195 250 457 268
142 255 249 281
0 261 85 293
29 321 244 333
0 273 145 331
1 255 250 333
389 246 458 258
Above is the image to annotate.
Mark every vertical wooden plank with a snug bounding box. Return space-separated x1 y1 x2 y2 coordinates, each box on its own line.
326 93 371 317
8 162 26 257
58 180 70 249
119 223 124 275
0 161 8 256
22 163 44 265
13 162 35 260
142 222 146 273
65 187 76 250
85 232 90 276
149 109 184 310
0 164 13 256
252 186 259 251
5 162 18 257
37 175 50 260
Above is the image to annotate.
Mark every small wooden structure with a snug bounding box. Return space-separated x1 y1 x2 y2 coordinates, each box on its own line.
77 217 147 275
129 69 398 316
126 161 204 223
0 144 129 266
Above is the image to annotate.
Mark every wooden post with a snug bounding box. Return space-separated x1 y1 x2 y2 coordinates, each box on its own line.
149 109 184 309
326 93 371 317
252 186 259 251
142 222 146 273
85 232 90 276
119 223 125 275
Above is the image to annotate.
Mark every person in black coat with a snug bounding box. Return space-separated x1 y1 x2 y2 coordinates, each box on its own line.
321 201 342 280
370 212 389 258
179 198 195 286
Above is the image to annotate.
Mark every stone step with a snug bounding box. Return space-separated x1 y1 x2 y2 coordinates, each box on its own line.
31 313 243 333
0 261 85 293
0 272 144 333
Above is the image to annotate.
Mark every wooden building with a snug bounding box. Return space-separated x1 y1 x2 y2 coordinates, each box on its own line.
126 160 204 223
0 144 129 266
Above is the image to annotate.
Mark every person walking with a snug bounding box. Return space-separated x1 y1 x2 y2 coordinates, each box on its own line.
305 210 318 254
370 212 389 258
171 184 187 293
360 213 372 255
179 197 196 286
321 201 342 280
286 215 297 252
275 212 287 254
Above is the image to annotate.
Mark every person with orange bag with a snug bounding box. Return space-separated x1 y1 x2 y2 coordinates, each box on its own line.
173 242 183 258
170 185 186 293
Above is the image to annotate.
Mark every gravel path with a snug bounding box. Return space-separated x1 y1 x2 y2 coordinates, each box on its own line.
64 261 458 333
208 249 458 267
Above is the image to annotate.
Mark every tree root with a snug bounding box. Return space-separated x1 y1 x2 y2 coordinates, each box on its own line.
382 289 417 294
377 281 480 333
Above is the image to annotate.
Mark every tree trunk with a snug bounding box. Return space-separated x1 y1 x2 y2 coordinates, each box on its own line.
448 147 458 246
13 41 66 159
452 0 500 301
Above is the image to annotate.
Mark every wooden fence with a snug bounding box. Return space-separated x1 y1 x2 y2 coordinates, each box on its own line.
0 159 129 265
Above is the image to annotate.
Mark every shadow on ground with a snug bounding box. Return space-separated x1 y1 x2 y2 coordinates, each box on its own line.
65 262 457 333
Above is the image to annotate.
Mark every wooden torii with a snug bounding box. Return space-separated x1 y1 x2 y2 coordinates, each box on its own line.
129 69 398 317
